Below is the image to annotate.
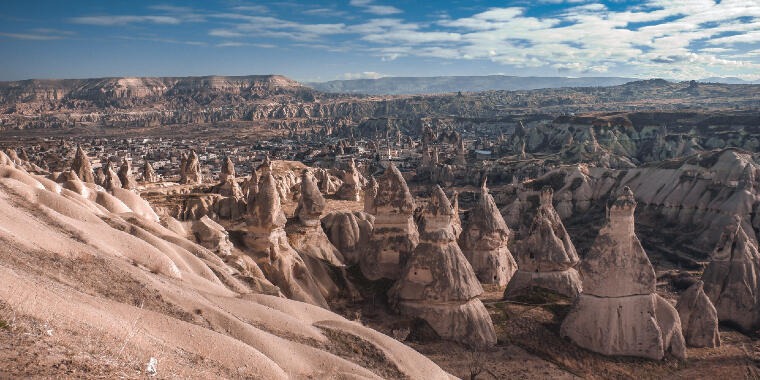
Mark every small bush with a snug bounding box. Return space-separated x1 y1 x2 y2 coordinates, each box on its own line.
0 320 9 330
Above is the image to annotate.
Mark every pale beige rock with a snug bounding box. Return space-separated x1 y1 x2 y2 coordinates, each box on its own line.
505 187 581 298
71 145 95 183
335 158 361 201
561 187 686 360
701 216 760 332
180 151 202 185
390 186 496 349
290 170 345 266
220 156 235 182
191 216 233 257
143 160 158 183
118 159 136 190
246 172 328 308
459 179 517 286
676 280 720 348
579 187 655 297
103 161 121 190
322 211 374 265
362 164 419 280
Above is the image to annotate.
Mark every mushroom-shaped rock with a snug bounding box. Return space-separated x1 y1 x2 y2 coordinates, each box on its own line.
118 160 136 190
335 158 361 201
361 164 419 280
220 156 235 183
676 281 720 348
245 172 328 308
561 187 687 360
180 151 202 185
459 180 517 286
701 216 760 332
143 160 158 183
71 146 95 183
505 187 581 298
389 185 496 349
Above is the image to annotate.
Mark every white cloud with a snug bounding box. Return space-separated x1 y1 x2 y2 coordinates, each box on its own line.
349 0 402 15
71 15 181 25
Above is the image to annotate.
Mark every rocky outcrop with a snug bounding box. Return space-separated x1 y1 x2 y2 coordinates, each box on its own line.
701 216 760 332
389 186 496 349
290 170 345 266
459 180 517 286
361 164 419 280
102 161 121 190
71 145 95 183
676 280 720 348
322 211 374 265
180 151 202 185
191 216 233 257
561 187 687 360
313 167 341 195
505 187 581 298
363 176 377 214
245 171 328 308
220 156 235 182
118 159 136 190
142 160 158 183
335 158 361 201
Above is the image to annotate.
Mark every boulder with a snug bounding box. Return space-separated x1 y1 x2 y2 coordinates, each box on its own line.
191 216 233 257
459 179 517 286
676 281 720 348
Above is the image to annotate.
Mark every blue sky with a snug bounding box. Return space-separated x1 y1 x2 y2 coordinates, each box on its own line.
1 0 759 81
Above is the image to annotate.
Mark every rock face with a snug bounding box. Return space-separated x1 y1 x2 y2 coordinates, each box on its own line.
220 156 235 182
561 187 687 360
191 216 233 257
701 216 760 332
118 160 136 190
676 281 720 348
459 180 517 286
71 146 95 183
143 160 158 183
322 211 375 265
361 164 419 280
245 172 328 308
290 170 345 266
103 161 121 190
505 187 582 298
389 186 497 349
335 158 361 201
180 151 202 185
363 176 377 214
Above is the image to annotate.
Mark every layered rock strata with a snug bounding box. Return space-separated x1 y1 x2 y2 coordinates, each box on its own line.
505 187 582 298
459 180 517 286
389 186 497 349
560 187 687 360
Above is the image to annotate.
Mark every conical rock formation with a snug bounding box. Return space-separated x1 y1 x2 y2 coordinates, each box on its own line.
71 145 95 183
322 211 375 265
676 280 720 348
561 187 686 360
290 170 345 265
118 159 136 190
459 179 517 286
361 164 419 280
245 172 328 308
103 161 121 190
505 187 581 298
220 156 235 183
701 216 760 332
143 160 158 183
335 158 361 201
181 151 202 185
389 186 496 349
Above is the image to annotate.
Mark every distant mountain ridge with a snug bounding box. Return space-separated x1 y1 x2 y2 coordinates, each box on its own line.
307 75 639 94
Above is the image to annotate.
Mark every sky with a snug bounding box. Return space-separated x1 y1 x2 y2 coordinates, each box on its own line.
1 0 759 82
